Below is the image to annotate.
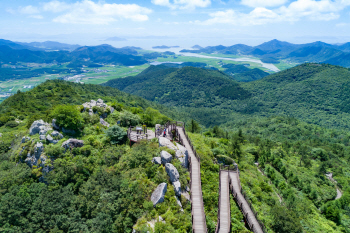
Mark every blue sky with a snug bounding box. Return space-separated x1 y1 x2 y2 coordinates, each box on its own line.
1 0 350 48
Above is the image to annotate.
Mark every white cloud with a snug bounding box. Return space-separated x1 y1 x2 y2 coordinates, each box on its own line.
152 0 211 10
241 0 287 8
43 1 70 13
19 5 40 15
54 0 152 24
199 0 350 25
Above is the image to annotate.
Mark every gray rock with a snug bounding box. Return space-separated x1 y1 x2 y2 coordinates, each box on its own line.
100 118 110 127
151 183 167 207
165 163 179 183
21 136 30 143
110 107 115 113
29 120 52 135
25 142 43 167
176 145 188 168
152 157 162 165
52 119 60 130
175 196 183 211
40 135 46 140
62 127 76 135
46 135 54 143
62 139 84 151
90 100 97 107
88 108 93 116
159 137 177 151
51 131 63 139
0 133 2 137
173 181 182 196
161 151 172 165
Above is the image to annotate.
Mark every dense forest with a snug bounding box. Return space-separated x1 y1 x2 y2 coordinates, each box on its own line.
0 60 350 232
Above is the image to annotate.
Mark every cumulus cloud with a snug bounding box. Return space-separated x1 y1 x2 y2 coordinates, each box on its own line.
152 0 211 10
50 0 152 24
241 0 287 8
15 0 152 24
198 0 350 25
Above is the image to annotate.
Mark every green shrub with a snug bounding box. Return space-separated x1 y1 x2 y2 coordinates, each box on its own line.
5 121 19 128
216 154 234 165
51 105 83 131
105 125 127 145
119 111 140 127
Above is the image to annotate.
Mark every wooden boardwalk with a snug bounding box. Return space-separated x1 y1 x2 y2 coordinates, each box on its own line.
177 127 207 232
217 170 231 233
229 171 264 233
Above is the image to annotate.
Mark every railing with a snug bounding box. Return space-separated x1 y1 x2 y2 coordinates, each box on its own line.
127 126 148 142
175 122 207 233
230 168 267 233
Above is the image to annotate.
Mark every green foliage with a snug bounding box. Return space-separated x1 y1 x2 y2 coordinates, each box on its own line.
105 125 127 145
271 205 303 233
51 104 83 131
119 110 140 127
188 119 201 133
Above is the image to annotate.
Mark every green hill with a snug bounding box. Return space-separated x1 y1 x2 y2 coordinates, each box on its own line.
103 66 251 107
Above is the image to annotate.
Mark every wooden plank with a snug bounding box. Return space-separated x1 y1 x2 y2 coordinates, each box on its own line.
218 170 230 233
229 172 264 233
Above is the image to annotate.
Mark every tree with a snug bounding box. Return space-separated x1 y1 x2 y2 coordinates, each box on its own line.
119 111 140 127
228 139 242 161
51 105 83 131
188 119 201 133
271 205 303 233
105 125 127 145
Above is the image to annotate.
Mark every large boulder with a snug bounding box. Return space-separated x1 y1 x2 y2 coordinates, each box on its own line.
161 151 172 165
165 163 179 183
29 120 52 135
151 183 167 207
152 157 162 165
51 131 63 139
25 142 44 167
62 139 84 151
159 137 177 151
175 144 189 168
100 118 110 127
173 181 182 196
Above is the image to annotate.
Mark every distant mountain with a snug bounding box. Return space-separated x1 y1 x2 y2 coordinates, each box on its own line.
192 45 203 49
104 37 127 41
255 39 299 52
221 63 270 82
18 41 81 51
181 39 350 68
0 39 40 50
323 52 350 67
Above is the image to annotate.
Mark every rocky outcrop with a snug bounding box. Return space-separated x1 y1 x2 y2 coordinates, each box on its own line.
175 144 188 168
165 163 179 183
175 196 183 211
152 157 162 165
100 118 110 127
173 181 182 196
62 139 84 151
25 142 44 167
159 137 177 151
29 120 52 135
161 151 172 165
151 183 167 207
51 131 63 139
46 135 59 144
